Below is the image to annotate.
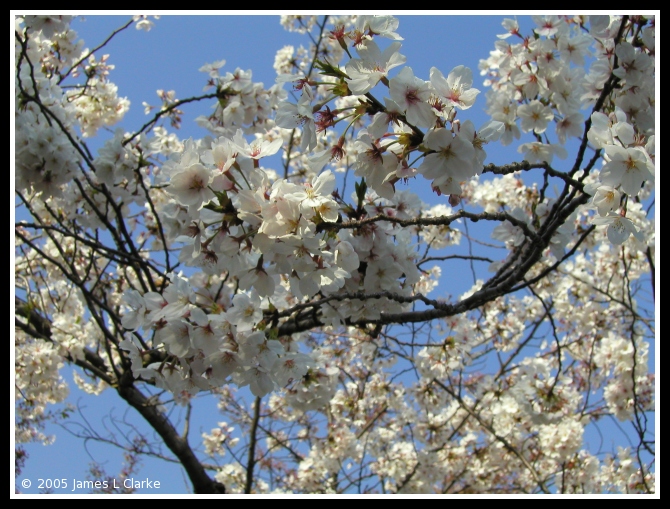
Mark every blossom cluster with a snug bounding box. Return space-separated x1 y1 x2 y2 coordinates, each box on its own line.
479 15 654 244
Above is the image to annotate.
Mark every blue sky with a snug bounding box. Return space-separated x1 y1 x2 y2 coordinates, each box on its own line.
14 13 657 495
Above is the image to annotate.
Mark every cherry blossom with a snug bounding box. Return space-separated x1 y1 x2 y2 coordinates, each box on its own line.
600 145 654 196
14 14 655 495
389 66 436 128
430 65 480 110
345 40 406 95
591 213 645 244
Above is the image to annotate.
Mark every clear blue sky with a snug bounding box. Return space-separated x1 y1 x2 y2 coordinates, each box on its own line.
14 13 656 495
